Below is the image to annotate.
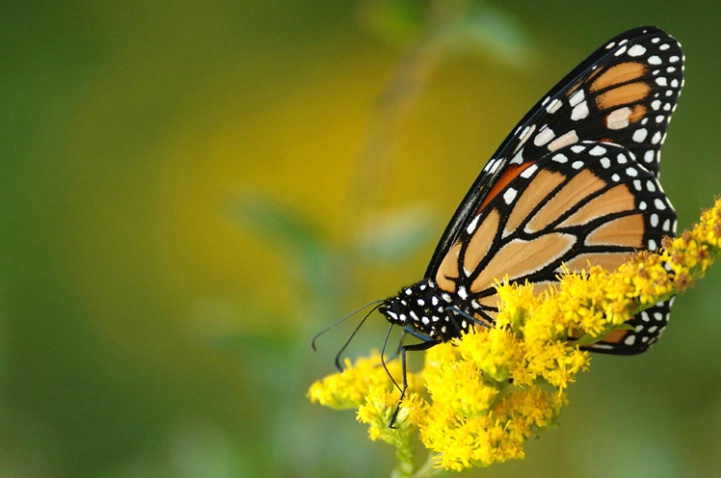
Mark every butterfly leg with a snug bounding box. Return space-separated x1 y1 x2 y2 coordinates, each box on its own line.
388 339 437 428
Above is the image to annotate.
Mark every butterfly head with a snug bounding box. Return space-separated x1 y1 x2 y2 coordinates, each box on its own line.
379 279 477 342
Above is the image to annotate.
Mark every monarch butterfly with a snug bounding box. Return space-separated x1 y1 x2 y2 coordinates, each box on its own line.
312 27 685 423
372 26 684 401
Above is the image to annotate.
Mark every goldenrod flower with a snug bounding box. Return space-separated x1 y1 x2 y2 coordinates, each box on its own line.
308 198 721 475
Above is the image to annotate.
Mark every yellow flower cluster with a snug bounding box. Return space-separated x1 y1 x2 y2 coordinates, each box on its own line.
308 198 721 475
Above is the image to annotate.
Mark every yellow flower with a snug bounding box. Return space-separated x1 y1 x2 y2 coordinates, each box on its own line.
309 198 721 474
307 351 410 409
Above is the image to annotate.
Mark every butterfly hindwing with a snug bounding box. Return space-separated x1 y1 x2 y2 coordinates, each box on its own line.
591 300 674 354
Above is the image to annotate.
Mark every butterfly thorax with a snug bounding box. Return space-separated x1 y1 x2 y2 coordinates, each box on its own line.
379 279 476 342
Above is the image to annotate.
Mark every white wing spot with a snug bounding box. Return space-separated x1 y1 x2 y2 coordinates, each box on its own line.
644 150 655 163
646 180 656 192
520 163 538 178
571 160 584 170
648 239 657 250
624 335 636 346
611 173 620 182
651 131 662 144
626 167 638 177
628 44 647 57
569 89 585 107
632 128 648 142
654 198 667 210
659 43 670 50
589 145 607 156
551 153 568 163
647 55 662 65
503 188 518 205
651 100 661 110
617 153 628 164
533 127 556 146
650 213 659 227
600 157 611 169
655 77 668 86
466 215 480 234
548 130 579 151
484 158 496 173
614 45 628 56
510 149 524 164
606 106 631 129
546 98 562 113
517 124 536 148
571 101 589 120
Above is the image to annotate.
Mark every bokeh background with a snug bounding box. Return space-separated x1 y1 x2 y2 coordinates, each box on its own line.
1 1 719 477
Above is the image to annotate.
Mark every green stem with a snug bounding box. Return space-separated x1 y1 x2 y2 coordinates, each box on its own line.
391 444 416 478
411 453 444 478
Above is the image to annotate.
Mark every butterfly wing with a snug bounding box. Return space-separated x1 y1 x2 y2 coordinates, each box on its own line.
432 140 675 352
425 27 684 279
426 27 684 354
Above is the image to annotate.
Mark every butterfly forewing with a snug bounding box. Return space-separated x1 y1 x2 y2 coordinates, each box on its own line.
425 27 684 279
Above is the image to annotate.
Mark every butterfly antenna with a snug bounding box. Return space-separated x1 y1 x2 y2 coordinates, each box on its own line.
311 300 384 351
332 302 384 372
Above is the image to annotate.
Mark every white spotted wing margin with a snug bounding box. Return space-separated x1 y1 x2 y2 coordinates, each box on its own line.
425 26 684 281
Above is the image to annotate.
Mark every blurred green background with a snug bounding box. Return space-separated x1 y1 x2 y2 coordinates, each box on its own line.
1 1 719 477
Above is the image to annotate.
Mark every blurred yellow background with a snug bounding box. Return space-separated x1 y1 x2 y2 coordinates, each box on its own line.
1 1 719 477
